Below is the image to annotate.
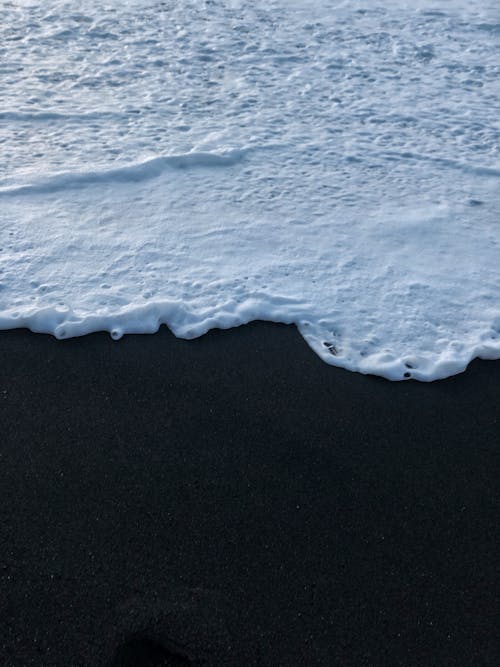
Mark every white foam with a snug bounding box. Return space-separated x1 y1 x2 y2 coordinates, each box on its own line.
1 0 499 380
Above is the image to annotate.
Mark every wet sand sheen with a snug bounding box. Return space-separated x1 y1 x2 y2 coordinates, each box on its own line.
0 322 498 665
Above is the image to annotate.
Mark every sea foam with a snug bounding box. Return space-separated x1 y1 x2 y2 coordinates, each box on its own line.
1 0 499 380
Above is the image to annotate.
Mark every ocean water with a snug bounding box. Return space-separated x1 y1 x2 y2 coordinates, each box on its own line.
1 0 499 380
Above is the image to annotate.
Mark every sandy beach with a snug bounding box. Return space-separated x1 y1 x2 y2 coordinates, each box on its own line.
0 322 498 665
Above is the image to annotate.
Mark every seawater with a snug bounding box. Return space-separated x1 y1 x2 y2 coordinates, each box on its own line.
1 0 499 380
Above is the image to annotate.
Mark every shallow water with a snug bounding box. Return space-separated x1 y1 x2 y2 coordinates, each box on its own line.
1 0 499 379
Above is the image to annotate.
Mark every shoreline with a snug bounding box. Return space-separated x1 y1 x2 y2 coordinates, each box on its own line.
0 322 498 665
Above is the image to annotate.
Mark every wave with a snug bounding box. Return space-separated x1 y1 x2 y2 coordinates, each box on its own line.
0 149 246 197
373 150 500 178
0 110 127 122
1 297 499 382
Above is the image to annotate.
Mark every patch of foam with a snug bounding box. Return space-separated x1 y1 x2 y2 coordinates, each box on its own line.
1 0 499 381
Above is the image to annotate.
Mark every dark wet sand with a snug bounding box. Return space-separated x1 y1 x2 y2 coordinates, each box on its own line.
0 322 498 666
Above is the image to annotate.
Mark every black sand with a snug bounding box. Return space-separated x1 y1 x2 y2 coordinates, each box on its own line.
0 322 498 666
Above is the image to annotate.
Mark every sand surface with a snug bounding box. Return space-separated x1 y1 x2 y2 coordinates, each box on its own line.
0 322 498 665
